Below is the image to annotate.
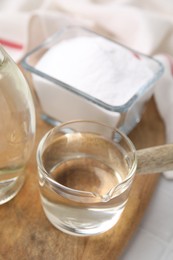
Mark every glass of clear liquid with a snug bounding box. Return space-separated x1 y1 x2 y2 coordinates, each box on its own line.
0 46 35 204
37 120 137 236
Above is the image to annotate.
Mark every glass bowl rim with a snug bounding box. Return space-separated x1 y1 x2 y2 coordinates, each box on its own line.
21 25 164 113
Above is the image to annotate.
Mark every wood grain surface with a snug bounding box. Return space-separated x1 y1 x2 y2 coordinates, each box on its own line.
0 96 165 260
136 144 173 174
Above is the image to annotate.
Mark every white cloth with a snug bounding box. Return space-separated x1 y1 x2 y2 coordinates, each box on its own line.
154 55 173 178
3 0 173 177
0 1 173 258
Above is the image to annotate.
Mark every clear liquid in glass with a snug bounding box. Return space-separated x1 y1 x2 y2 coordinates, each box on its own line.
39 132 132 236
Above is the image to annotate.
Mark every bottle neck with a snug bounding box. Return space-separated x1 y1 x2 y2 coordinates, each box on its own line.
0 46 5 65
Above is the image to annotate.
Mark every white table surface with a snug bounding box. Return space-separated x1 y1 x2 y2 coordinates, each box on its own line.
121 175 173 260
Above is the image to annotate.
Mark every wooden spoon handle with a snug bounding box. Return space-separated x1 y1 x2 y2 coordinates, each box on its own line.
136 144 173 174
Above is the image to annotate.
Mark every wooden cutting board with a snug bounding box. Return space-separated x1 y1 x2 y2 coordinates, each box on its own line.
0 97 165 260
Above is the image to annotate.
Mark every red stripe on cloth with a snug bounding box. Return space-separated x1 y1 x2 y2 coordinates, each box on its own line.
0 39 23 50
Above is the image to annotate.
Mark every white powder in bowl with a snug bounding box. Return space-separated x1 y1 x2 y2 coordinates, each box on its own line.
36 36 153 106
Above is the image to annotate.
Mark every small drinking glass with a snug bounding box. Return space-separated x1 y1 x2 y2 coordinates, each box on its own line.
0 46 35 204
37 120 137 236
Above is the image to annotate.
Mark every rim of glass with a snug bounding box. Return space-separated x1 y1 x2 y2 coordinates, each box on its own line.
37 120 137 199
21 25 164 113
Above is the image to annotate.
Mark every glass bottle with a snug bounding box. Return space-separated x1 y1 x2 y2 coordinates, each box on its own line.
0 45 35 204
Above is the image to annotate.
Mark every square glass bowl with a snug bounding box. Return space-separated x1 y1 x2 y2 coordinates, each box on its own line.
21 26 164 134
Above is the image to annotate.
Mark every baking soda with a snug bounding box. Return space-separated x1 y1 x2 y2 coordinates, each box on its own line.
36 36 153 106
